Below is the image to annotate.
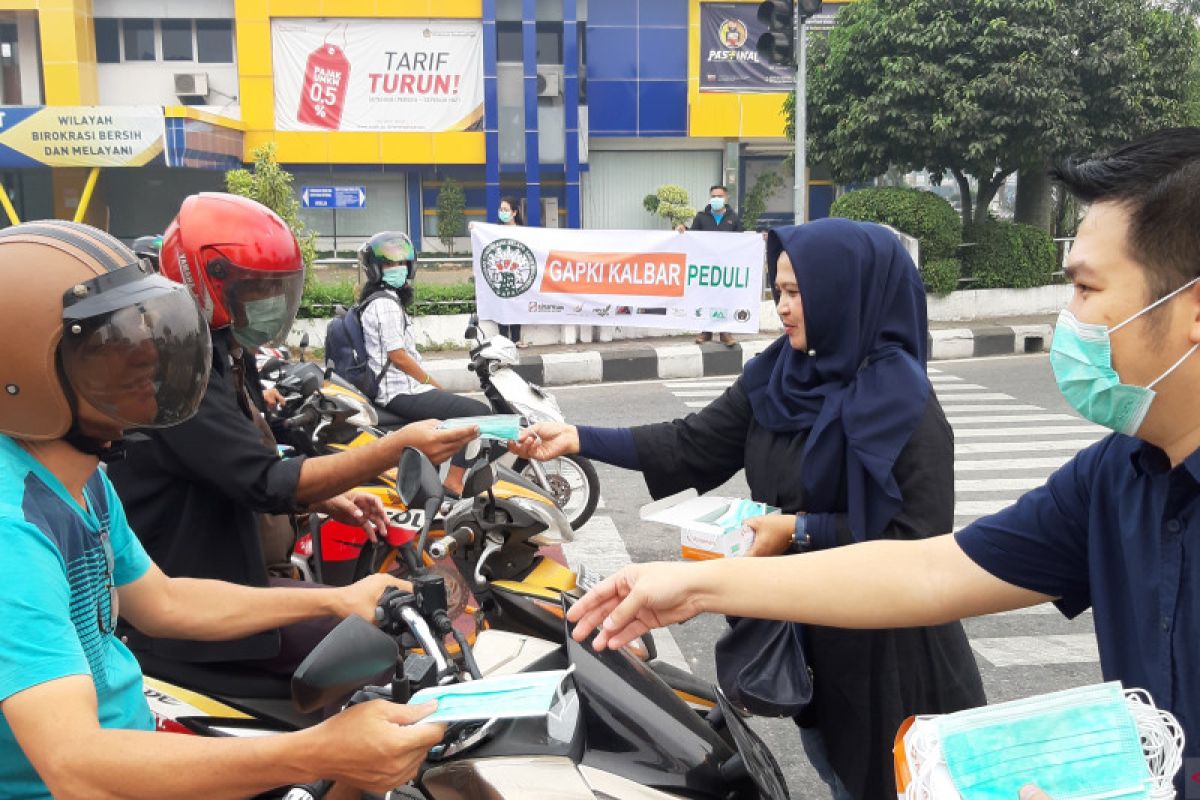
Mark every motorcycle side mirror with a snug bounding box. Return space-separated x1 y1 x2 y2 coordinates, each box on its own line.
299 371 322 397
462 460 497 497
299 332 311 349
291 615 399 713
464 323 478 340
396 447 444 509
260 357 285 378
469 312 480 326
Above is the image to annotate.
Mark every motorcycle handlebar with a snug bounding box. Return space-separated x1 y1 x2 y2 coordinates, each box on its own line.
283 779 332 799
282 404 320 431
428 527 474 560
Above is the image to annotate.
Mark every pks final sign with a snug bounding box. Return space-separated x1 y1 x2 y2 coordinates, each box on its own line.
699 2 794 93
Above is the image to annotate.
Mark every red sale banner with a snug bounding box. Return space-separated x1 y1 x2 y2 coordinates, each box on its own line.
297 44 350 130
273 19 483 133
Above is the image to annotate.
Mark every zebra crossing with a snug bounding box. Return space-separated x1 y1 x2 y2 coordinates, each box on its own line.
661 370 1106 678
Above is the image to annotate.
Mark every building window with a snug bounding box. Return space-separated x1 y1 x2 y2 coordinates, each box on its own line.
161 20 193 62
497 21 521 62
123 19 156 61
535 22 562 65
95 19 121 63
196 19 234 63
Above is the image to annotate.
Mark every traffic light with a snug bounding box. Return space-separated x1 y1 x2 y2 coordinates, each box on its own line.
755 0 824 66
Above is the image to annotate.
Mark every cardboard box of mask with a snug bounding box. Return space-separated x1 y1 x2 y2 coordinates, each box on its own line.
641 492 781 560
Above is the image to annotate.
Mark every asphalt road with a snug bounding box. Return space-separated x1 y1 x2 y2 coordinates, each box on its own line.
547 353 1105 798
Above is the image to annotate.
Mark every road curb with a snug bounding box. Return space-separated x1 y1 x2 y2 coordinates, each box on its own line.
424 323 1055 390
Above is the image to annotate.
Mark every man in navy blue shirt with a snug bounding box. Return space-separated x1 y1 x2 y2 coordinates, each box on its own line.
556 128 1200 798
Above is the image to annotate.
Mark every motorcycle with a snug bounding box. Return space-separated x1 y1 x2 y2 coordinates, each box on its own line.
142 447 787 800
258 355 716 709
260 328 599 533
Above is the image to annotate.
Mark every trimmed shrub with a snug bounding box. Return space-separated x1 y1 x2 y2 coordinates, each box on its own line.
831 187 961 264
297 281 477 318
921 258 961 296
962 221 1057 289
413 283 475 315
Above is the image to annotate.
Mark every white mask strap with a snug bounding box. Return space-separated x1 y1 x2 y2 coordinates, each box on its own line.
1147 343 1200 391
1111 275 1200 333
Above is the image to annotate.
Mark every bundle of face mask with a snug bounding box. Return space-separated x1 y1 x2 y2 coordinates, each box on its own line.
409 666 575 723
894 682 1185 800
436 414 523 442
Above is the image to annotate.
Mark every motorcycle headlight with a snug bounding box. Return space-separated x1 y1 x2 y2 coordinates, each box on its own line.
337 392 378 428
509 496 575 545
482 337 521 366
511 396 563 426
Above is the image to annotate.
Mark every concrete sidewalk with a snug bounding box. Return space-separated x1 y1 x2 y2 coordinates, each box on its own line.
423 315 1057 392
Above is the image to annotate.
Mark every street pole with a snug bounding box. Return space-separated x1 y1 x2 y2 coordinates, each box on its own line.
794 15 807 224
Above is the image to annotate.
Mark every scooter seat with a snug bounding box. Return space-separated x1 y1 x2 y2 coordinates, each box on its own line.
372 405 410 429
135 649 293 700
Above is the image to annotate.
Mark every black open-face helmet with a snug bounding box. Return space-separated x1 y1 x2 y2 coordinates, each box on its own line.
358 231 417 286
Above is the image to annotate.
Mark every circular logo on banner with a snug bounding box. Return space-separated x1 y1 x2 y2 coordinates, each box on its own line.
480 239 538 298
720 19 748 49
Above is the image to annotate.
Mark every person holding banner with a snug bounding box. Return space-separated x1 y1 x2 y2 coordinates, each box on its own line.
677 185 744 347
493 197 529 349
512 218 985 800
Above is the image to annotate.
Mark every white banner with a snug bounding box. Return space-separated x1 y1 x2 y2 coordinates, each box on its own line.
271 19 483 133
471 224 765 332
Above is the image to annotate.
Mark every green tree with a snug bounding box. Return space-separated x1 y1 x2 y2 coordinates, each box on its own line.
225 143 317 276
642 184 696 229
436 177 466 254
741 171 785 230
795 0 1197 233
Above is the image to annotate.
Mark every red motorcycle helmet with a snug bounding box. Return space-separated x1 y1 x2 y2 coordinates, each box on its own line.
161 193 305 349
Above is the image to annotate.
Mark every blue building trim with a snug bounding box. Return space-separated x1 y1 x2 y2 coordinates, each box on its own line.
483 0 502 223
521 0 541 226
406 172 423 250
562 0 581 228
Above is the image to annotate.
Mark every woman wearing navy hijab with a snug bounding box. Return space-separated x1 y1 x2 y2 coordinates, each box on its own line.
515 218 985 799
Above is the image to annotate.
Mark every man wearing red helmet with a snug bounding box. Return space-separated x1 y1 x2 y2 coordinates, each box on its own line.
0 220 442 798
107 193 476 677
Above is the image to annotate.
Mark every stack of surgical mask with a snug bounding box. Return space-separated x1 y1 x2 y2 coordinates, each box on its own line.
436 414 523 442
714 498 772 530
895 682 1184 800
409 666 575 723
640 490 780 559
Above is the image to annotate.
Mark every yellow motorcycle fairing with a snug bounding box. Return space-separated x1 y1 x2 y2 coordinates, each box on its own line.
143 677 250 719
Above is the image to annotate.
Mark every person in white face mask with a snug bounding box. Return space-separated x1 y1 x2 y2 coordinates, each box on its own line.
559 128 1200 800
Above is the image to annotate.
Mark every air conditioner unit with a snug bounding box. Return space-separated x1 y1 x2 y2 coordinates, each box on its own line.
541 197 560 228
174 72 209 99
536 65 562 98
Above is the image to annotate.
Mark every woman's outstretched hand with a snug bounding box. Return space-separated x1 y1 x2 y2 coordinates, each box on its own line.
566 562 708 650
509 422 580 461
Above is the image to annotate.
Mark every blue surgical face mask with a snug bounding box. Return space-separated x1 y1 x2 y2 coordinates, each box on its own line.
498 210 514 224
437 414 523 442
382 265 409 289
935 682 1153 800
409 667 575 723
709 196 726 212
1050 276 1200 435
233 295 290 350
715 499 768 530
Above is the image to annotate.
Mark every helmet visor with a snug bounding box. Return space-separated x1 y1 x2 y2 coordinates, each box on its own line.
371 234 415 265
218 260 306 349
60 275 212 429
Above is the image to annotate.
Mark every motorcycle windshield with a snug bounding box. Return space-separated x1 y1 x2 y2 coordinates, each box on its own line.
564 620 733 794
562 600 788 800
